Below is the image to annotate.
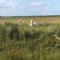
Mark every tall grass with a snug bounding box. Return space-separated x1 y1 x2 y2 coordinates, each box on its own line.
0 23 60 60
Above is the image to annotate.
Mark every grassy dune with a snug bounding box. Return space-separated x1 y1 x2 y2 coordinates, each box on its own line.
0 16 60 60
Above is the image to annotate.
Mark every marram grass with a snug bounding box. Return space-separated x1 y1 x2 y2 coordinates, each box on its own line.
0 23 60 60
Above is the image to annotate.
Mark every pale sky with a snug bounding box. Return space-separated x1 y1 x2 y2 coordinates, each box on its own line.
0 0 60 16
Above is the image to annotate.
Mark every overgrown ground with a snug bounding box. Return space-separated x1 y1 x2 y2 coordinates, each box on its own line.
0 21 60 60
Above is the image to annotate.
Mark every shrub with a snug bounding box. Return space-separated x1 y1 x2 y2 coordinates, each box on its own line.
9 24 20 40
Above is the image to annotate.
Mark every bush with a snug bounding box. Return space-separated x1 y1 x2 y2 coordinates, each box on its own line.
9 24 20 40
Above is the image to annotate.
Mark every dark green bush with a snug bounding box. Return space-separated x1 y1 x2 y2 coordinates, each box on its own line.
9 25 20 40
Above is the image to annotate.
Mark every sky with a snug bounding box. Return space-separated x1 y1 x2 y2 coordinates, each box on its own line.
0 0 60 16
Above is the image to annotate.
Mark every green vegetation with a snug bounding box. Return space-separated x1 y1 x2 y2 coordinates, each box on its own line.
0 22 60 60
